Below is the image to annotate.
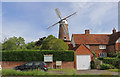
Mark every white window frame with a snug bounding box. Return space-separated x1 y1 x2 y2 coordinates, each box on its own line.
100 52 107 57
99 45 106 49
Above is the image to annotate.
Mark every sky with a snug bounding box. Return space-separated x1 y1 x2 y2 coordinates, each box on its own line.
1 2 118 43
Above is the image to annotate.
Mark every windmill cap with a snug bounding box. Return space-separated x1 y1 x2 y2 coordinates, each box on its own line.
61 20 68 24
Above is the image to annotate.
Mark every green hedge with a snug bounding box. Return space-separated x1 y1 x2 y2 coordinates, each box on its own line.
2 50 74 61
100 57 120 69
100 63 115 70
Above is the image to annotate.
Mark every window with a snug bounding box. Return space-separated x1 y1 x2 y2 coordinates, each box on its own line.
25 62 33 66
64 37 66 40
34 62 40 66
85 45 89 49
100 53 107 57
99 45 106 49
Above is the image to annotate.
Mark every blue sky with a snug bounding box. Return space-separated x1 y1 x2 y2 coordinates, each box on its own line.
2 2 118 43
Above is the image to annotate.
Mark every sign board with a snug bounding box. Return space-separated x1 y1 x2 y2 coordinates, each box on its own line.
56 61 62 66
44 55 53 62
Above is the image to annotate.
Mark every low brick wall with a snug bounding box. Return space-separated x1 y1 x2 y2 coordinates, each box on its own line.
1 61 74 69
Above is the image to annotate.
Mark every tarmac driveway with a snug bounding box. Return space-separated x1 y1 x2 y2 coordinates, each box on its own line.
76 70 119 75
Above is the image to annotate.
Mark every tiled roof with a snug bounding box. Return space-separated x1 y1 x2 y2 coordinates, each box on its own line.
72 34 110 44
109 31 120 44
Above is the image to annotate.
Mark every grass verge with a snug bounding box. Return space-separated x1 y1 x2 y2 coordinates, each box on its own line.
108 69 120 72
2 69 57 76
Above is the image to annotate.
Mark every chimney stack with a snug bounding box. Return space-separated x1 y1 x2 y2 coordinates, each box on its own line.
85 30 90 35
112 28 116 34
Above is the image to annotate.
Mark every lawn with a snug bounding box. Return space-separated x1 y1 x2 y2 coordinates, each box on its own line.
2 68 77 76
1 68 119 76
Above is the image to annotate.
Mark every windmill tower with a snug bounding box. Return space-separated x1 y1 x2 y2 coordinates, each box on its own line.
47 8 77 43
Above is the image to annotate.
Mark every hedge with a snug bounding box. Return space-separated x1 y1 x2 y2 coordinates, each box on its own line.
2 50 75 61
100 63 115 70
100 57 120 69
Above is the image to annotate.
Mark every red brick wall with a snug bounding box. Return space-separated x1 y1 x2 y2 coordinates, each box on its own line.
107 45 115 52
2 61 26 69
1 61 74 69
89 45 99 51
88 45 107 57
89 45 116 57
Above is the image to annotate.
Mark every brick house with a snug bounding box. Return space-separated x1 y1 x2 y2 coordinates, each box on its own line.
69 28 120 57
67 28 120 70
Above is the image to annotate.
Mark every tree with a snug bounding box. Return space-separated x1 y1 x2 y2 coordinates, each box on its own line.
41 35 68 50
26 41 36 49
2 36 25 50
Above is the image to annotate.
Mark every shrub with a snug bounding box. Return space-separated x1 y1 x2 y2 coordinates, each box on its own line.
90 60 96 69
107 52 117 57
116 50 120 58
2 50 74 61
102 57 120 69
98 57 104 60
100 63 115 70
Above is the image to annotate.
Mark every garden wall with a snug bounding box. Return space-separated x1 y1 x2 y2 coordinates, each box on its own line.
1 61 74 69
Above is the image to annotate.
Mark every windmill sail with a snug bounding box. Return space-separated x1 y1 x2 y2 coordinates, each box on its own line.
63 12 77 20
55 8 62 19
47 21 60 29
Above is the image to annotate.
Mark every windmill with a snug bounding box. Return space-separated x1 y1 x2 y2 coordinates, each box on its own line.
47 8 77 42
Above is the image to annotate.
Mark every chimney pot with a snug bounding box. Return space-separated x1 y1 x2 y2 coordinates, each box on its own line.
85 30 90 35
112 28 116 34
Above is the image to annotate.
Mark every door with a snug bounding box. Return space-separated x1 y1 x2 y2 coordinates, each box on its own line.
76 55 91 70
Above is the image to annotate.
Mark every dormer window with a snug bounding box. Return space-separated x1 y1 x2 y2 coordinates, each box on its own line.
99 45 106 49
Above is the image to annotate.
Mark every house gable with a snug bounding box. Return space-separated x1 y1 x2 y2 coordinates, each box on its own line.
75 44 93 55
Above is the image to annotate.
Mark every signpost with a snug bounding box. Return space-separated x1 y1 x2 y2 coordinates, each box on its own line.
56 61 62 69
44 55 53 69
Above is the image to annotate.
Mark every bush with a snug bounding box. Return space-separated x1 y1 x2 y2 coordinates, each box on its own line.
98 57 104 60
100 63 115 70
102 57 120 69
107 52 117 57
90 60 96 69
2 50 74 61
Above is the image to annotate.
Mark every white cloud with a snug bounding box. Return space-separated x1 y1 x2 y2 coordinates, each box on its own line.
67 2 117 36
89 3 117 25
